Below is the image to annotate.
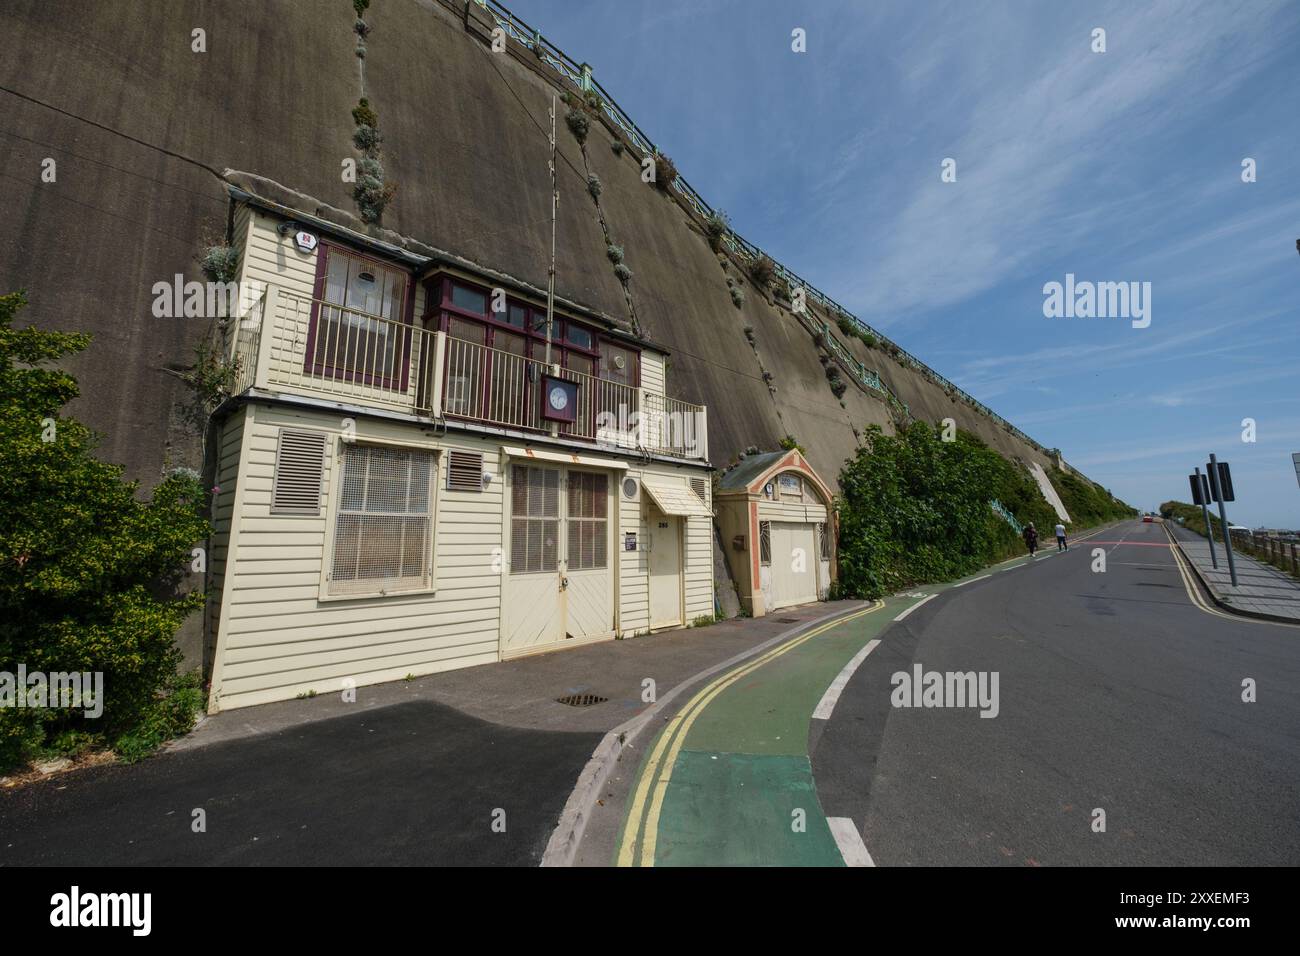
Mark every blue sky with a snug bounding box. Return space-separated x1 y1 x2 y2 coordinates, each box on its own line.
504 0 1300 526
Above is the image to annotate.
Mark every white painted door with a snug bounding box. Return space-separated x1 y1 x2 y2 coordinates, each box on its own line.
647 503 683 629
564 470 614 641
503 465 613 657
771 522 817 609
503 465 564 655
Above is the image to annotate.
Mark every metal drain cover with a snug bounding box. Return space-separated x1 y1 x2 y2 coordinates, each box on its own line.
776 617 800 623
556 693 608 707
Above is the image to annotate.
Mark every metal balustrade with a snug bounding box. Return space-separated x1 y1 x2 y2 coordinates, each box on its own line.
465 0 1049 453
231 286 707 461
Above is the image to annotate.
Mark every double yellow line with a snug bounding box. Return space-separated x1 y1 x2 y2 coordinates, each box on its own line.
1165 528 1298 629
615 601 885 867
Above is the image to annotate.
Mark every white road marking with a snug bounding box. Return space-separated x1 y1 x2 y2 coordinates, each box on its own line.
812 639 880 720
952 574 992 588
827 817 875 867
893 593 937 621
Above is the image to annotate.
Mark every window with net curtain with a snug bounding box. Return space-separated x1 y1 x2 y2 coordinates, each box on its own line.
312 248 407 384
329 444 433 595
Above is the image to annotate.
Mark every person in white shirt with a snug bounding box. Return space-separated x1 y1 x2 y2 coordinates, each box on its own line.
1055 522 1067 551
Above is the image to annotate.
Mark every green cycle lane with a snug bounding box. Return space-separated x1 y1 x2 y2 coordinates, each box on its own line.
612 536 1109 867
613 594 917 867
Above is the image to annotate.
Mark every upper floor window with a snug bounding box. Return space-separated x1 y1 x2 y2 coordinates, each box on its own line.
308 245 411 387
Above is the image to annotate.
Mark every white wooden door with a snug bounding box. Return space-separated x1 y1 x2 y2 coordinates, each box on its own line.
647 503 683 629
771 522 817 609
564 470 614 641
502 465 564 655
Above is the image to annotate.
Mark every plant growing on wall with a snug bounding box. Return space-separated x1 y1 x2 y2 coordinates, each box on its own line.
350 96 396 223
748 254 775 288
837 423 1046 598
586 174 602 200
0 292 209 772
565 108 590 144
704 209 729 252
200 245 239 285
652 152 677 192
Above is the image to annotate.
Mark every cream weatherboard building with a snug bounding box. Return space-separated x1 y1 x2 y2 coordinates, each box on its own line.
205 188 713 712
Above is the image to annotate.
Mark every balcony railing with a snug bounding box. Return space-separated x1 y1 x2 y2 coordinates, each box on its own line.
227 286 707 461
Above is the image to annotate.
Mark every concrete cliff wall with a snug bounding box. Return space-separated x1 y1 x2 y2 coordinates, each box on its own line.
0 0 1064 493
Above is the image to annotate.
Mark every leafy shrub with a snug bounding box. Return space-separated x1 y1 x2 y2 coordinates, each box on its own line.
351 98 378 128
652 153 676 191
613 263 632 283
353 124 382 153
587 174 602 200
610 140 624 156
353 0 370 16
779 435 806 454
354 174 397 224
565 109 589 144
729 286 744 308
704 209 729 251
606 243 624 264
200 246 239 285
0 292 209 772
1051 466 1136 525
837 316 856 337
749 254 775 287
836 423 1069 599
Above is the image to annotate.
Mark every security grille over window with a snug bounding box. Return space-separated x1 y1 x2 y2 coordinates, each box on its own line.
271 429 327 516
689 477 707 500
329 444 433 595
567 472 608 570
447 450 484 491
511 465 559 573
759 521 772 566
818 522 831 560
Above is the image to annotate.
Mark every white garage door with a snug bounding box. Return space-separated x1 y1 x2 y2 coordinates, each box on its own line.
770 522 818 609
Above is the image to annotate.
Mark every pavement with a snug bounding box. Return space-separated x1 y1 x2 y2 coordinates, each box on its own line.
0 600 849 866
1167 521 1300 622
597 519 1300 866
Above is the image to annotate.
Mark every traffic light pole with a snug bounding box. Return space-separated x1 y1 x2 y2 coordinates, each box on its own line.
1195 466 1219 569
1210 453 1238 587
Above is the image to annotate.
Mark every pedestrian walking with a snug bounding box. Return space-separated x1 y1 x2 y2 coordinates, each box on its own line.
1023 522 1038 556
1055 522 1067 552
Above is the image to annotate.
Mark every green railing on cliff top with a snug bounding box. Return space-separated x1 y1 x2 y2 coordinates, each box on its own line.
465 0 1050 453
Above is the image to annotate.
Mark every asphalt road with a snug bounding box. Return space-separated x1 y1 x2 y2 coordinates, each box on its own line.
812 519 1300 865
0 700 601 866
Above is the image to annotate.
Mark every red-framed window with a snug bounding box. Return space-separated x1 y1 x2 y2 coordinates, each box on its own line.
423 275 641 432
303 243 416 391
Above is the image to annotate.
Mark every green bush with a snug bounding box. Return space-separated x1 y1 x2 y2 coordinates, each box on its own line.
351 98 378 129
704 209 729 251
0 292 209 772
565 109 589 144
836 423 1060 598
749 254 775 287
652 153 676 191
1050 466 1135 525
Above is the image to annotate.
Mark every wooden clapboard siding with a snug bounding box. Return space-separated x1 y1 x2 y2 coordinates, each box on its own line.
757 500 828 522
614 464 713 635
211 405 504 711
640 352 665 396
617 472 649 635
205 409 248 661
